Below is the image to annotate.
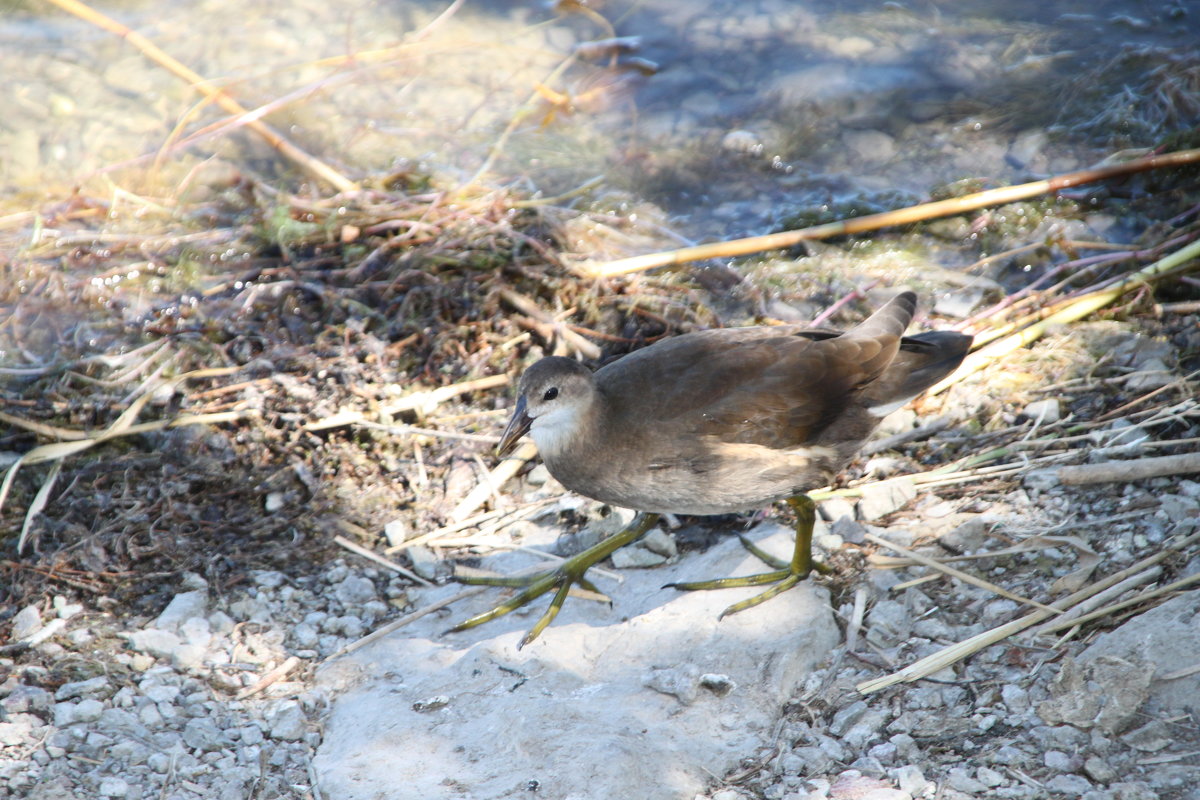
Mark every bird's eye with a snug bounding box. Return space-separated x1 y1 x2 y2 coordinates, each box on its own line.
542 387 559 402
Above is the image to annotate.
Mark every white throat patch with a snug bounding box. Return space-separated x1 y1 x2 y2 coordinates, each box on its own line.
529 404 584 458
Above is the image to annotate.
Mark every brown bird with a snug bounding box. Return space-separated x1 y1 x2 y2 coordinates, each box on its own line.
452 290 971 646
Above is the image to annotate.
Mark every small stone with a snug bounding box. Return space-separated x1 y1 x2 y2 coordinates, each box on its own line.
183 718 227 751
830 515 867 544
179 616 212 646
54 676 109 701
240 724 264 745
939 517 990 553
127 628 183 659
11 604 42 640
866 599 911 644
2 685 52 714
976 766 1005 787
264 491 285 512
894 764 929 796
946 767 988 793
1001 684 1030 714
336 615 365 639
525 464 552 485
858 479 916 520
830 701 869 737
1044 750 1074 772
411 695 450 713
641 528 677 558
1122 720 1173 752
0 720 34 746
644 665 700 704
335 575 377 606
54 698 104 726
842 129 896 163
1084 755 1116 784
1021 398 1061 424
1045 774 1092 795
610 544 667 569
406 545 442 580
98 776 130 798
699 673 735 696
292 622 320 648
383 519 409 547
253 570 286 588
53 596 85 620
130 653 155 672
155 591 208 631
267 700 306 740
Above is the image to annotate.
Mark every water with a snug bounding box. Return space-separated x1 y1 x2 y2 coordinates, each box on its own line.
1 0 1195 241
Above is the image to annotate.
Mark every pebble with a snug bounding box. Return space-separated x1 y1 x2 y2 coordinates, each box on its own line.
610 544 668 568
155 590 209 631
54 698 104 727
267 700 306 741
54 676 110 701
11 604 43 640
1021 398 1061 424
335 575 377 605
1044 774 1092 795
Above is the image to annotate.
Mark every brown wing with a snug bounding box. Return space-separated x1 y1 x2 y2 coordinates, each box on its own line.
596 291 917 449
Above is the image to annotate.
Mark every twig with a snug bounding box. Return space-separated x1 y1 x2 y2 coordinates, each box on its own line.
303 374 510 431
586 148 1200 277
234 656 302 700
863 533 1059 613
1054 452 1200 485
450 440 539 522
332 534 433 587
320 587 490 663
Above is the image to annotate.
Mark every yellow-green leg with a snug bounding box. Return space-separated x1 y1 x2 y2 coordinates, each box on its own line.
449 512 661 648
665 495 831 619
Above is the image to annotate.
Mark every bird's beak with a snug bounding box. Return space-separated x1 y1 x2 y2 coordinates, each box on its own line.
497 394 531 456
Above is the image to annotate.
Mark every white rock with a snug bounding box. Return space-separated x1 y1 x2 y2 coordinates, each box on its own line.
54 677 109 701
12 604 42 640
335 575 377 606
610 544 667 569
383 519 410 547
858 479 916 520
155 591 208 632
53 596 85 620
1022 398 1061 424
894 764 929 796
98 776 129 798
267 700 306 741
126 629 182 660
53 698 103 726
314 523 838 800
0 721 34 746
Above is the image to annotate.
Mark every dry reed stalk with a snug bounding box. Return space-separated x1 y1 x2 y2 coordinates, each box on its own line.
586 149 1200 278
45 0 357 192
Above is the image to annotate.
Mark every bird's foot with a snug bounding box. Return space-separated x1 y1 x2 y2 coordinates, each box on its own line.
448 512 661 647
664 495 830 619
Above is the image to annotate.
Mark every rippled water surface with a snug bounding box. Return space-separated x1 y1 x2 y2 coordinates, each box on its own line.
2 0 1195 238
